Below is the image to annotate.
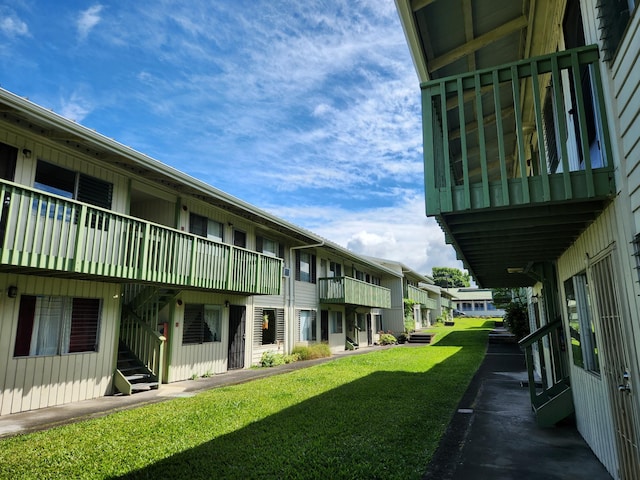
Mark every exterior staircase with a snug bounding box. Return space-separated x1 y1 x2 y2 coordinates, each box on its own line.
408 332 435 344
114 341 159 394
114 285 180 395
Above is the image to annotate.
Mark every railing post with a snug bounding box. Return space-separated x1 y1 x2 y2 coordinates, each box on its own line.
139 223 151 281
73 204 88 273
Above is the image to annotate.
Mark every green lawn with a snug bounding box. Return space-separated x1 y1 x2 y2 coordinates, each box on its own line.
0 318 491 480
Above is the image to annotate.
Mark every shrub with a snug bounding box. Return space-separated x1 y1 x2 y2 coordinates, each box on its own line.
503 302 530 340
378 333 397 345
397 333 408 344
260 351 286 367
292 343 331 361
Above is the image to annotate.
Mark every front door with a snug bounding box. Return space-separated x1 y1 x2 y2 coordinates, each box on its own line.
590 251 640 479
320 310 329 342
366 313 372 346
228 305 245 370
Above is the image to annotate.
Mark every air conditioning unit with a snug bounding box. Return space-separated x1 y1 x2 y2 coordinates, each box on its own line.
282 267 291 278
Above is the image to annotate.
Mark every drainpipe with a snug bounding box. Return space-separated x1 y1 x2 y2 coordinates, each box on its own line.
287 241 325 353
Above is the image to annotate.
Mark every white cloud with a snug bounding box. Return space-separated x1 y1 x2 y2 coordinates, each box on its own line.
59 91 93 122
267 192 464 276
0 8 29 37
77 5 103 40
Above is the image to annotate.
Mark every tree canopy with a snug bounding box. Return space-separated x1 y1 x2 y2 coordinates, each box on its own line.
431 267 470 288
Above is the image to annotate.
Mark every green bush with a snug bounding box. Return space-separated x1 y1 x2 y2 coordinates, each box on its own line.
292 343 331 361
397 333 408 344
260 351 286 367
378 333 397 345
503 302 530 340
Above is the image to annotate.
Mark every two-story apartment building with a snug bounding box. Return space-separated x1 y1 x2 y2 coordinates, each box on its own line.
395 0 640 477
366 257 440 331
0 87 399 415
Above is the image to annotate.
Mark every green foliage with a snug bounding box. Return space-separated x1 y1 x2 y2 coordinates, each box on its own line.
292 343 332 360
497 289 530 340
397 333 408 344
260 351 300 367
432 267 470 288
378 333 397 345
0 319 490 480
260 351 286 367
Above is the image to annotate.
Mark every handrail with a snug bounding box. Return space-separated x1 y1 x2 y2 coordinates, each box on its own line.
318 276 392 308
120 309 166 385
0 179 282 295
518 319 562 348
518 320 569 409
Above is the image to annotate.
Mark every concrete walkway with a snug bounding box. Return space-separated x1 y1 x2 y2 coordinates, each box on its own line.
423 341 612 479
0 336 612 479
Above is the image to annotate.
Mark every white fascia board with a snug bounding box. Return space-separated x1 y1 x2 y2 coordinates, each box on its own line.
394 0 430 83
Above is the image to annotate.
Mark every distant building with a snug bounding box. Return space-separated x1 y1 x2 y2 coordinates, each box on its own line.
449 288 504 317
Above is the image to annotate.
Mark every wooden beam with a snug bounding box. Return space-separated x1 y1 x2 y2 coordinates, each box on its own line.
411 0 437 12
429 15 529 72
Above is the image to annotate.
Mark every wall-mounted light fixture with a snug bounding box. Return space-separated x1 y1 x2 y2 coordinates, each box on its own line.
7 286 18 298
22 148 31 158
176 299 183 306
224 300 230 308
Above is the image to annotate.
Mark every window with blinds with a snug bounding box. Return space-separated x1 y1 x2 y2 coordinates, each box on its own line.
182 304 221 344
13 295 101 357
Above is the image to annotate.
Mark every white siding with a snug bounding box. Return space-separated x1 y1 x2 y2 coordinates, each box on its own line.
167 291 242 382
0 274 120 415
557 203 619 476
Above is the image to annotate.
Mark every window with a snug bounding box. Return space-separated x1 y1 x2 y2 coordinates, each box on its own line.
261 309 276 345
329 261 342 277
564 274 599 373
257 235 282 258
374 314 383 332
35 160 113 209
0 142 17 180
474 302 484 311
487 302 496 311
295 251 316 283
233 229 246 248
461 302 472 310
189 213 223 242
330 311 343 334
356 313 366 331
596 0 636 62
299 310 316 341
14 295 101 357
183 304 221 344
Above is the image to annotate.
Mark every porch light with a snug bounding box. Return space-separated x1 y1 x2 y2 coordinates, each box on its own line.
507 267 525 274
7 285 17 298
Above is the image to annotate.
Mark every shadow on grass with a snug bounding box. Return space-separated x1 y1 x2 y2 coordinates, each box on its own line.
111 329 490 480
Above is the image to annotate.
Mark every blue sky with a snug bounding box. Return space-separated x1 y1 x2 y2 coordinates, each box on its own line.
0 0 463 276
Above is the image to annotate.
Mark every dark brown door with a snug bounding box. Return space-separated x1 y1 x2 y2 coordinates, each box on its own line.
228 305 245 370
321 310 329 342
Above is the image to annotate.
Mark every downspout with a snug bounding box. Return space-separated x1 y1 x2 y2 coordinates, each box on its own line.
287 241 325 353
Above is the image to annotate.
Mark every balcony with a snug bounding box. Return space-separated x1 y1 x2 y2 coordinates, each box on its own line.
407 285 437 309
0 180 282 295
318 277 391 309
422 45 615 287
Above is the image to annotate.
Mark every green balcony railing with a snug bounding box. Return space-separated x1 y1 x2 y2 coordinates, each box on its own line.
407 285 437 309
0 180 282 295
318 276 391 308
422 45 614 215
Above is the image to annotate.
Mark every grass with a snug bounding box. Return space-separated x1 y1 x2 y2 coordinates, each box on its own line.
0 318 491 480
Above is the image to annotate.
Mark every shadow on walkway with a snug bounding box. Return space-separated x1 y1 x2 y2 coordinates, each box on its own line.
423 341 612 479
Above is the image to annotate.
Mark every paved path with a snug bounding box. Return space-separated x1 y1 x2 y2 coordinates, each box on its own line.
423 341 612 479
